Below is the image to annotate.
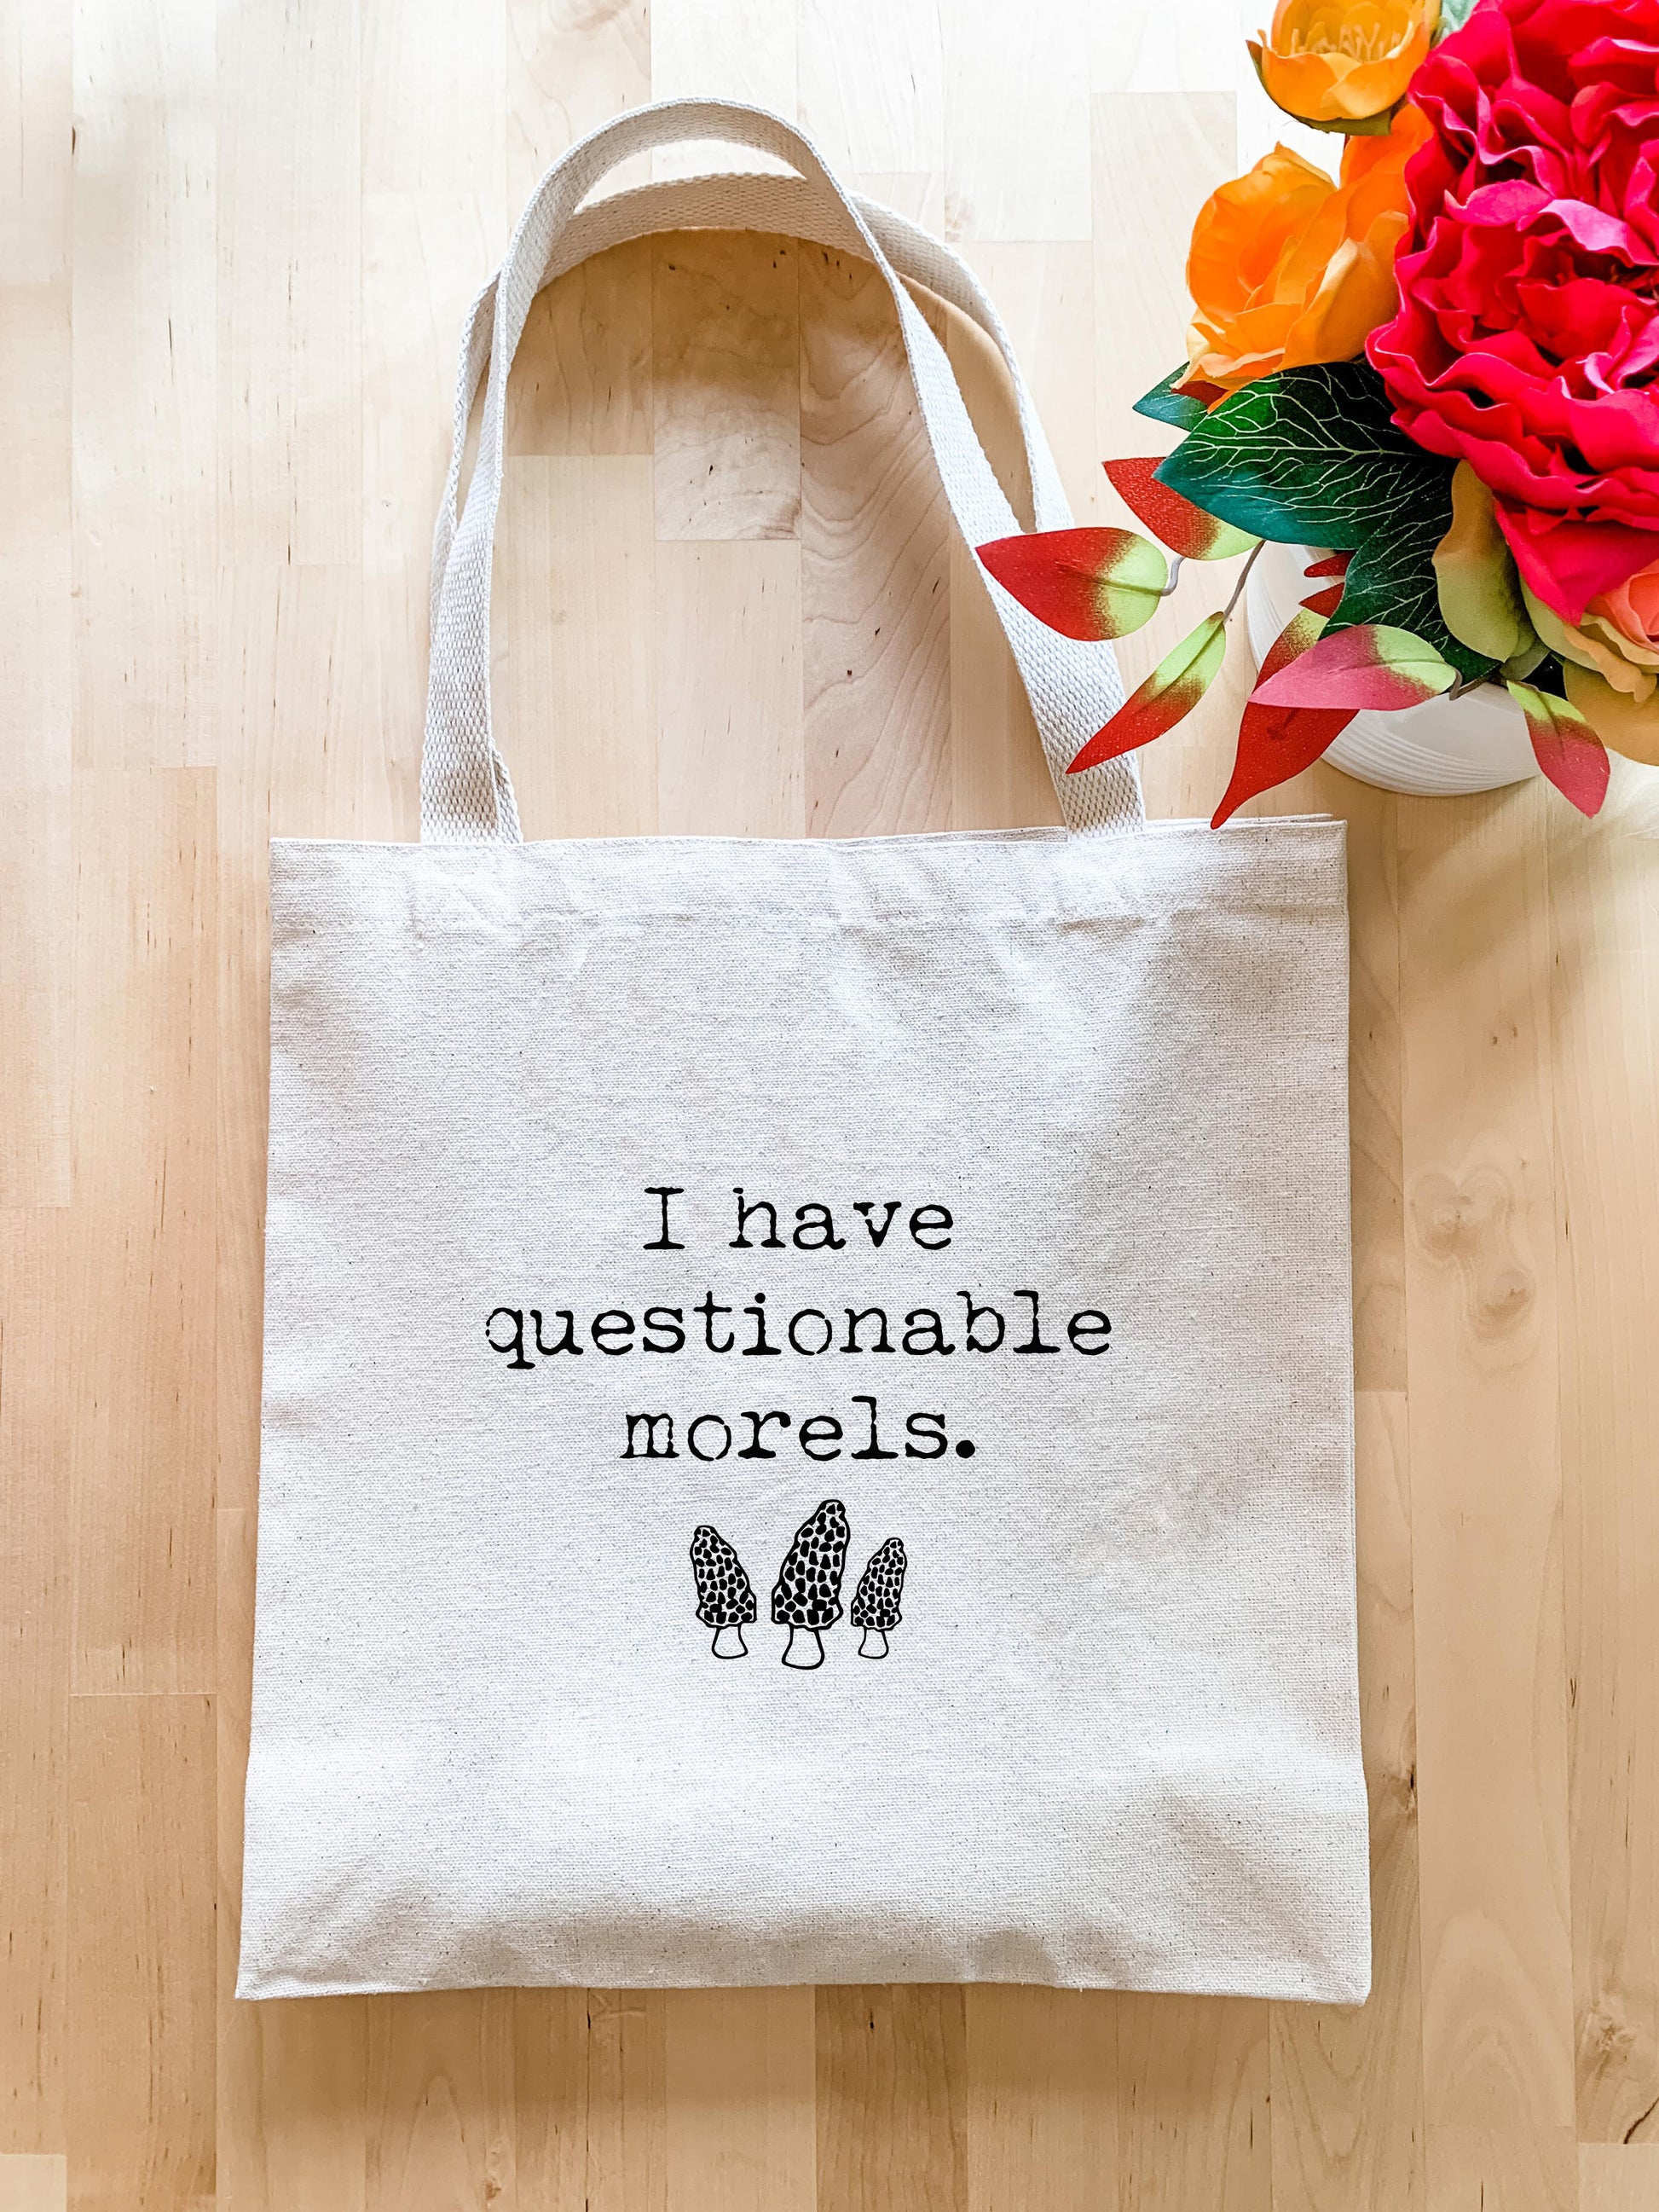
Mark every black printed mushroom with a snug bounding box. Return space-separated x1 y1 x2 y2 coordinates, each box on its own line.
691 1524 757 1659
770 1497 850 1669
850 1537 906 1659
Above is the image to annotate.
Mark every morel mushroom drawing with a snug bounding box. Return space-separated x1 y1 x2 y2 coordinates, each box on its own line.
691 1524 757 1658
849 1537 906 1659
770 1497 849 1669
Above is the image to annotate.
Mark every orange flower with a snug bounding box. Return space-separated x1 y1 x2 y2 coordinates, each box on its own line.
1251 0 1438 129
1184 103 1431 396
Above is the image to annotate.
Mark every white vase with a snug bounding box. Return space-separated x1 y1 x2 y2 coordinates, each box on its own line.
1244 538 1538 796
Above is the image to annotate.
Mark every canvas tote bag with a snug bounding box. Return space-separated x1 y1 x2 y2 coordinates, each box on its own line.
238 98 1371 2002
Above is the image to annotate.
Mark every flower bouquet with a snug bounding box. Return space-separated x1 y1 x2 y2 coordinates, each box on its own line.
980 0 1659 821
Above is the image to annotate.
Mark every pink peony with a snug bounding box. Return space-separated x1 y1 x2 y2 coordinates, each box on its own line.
1367 0 1659 622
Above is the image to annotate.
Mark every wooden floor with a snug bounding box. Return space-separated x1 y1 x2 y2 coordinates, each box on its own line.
5 3 1659 2207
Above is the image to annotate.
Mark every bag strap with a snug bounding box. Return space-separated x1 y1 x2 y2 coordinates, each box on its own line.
422 99 1142 844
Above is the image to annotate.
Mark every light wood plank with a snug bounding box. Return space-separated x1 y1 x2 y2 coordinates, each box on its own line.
506 0 650 200
816 1988 968 2212
508 237 655 460
1580 2145 1659 2212
1089 93 1235 454
1399 788 1578 2187
216 1507 368 2212
509 1988 592 2208
943 0 1091 242
1426 2122 1577 2212
664 1989 816 2212
361 189 502 836
0 1214 68 2152
652 231 802 542
217 0 361 566
964 1988 1117 2212
215 568 372 1522
65 1694 215 2211
583 1990 669 2212
1343 779 1410 1392
647 0 798 182
361 0 506 198
798 0 945 228
0 791 72 1209
67 772 217 1695
1549 807 1659 2149
0 2157 67 2212
799 241 951 836
499 455 659 839
656 540 805 837
960 242 1104 523
1115 1995 1270 2212
1270 1394 1425 2211
0 1 72 286
0 9 72 1206
365 1991 517 2212
71 0 217 773
1090 0 1239 96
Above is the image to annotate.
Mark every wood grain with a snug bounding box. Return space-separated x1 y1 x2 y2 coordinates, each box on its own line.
6 4 1657 2205
1399 790 1578 2209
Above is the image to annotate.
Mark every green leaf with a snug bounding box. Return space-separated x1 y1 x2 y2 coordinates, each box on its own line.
1500 638 1548 682
1154 360 1497 681
977 526 1167 641
1433 461 1536 663
1103 457 1260 560
1435 0 1483 38
1132 365 1217 433
1506 680 1610 814
1067 612 1229 773
1251 622 1460 711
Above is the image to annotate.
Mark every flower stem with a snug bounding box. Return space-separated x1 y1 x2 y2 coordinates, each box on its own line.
1221 539 1265 623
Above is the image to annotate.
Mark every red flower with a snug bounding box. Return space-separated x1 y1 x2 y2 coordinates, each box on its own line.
1367 0 1659 622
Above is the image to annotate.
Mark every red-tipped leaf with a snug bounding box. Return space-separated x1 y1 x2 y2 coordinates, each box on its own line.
1506 680 1610 815
1212 608 1356 825
1302 552 1351 580
977 525 1166 641
1102 458 1259 561
1300 583 1345 617
1250 622 1459 711
1068 612 1229 773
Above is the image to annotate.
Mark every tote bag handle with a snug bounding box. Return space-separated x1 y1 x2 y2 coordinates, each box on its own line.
423 98 1142 843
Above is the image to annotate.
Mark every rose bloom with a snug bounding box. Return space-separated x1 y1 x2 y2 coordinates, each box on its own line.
1367 0 1659 623
1186 103 1431 395
1523 551 1659 760
1251 0 1437 129
1528 557 1659 700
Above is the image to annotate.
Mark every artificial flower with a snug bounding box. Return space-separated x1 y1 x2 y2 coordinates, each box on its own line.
1521 552 1659 759
1250 0 1438 130
1524 561 1659 704
1558 663 1659 766
1367 0 1659 624
1186 102 1432 394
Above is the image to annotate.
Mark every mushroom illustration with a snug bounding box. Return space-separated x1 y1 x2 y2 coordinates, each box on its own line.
849 1537 906 1658
690 1524 757 1658
770 1498 850 1669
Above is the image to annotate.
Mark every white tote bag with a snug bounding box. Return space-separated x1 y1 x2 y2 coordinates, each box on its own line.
238 100 1370 2002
